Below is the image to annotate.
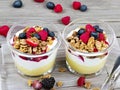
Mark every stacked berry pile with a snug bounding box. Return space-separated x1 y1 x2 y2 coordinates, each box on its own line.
67 24 109 52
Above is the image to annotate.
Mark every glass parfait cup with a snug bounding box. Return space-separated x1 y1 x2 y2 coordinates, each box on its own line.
62 18 115 76
7 22 61 77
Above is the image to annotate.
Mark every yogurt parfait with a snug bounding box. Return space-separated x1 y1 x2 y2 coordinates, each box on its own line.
62 19 115 76
7 24 61 77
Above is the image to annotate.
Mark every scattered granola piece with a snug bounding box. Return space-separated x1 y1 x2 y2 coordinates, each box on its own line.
58 67 66 72
92 87 100 90
27 80 33 87
56 81 63 87
84 81 91 89
42 74 51 79
50 87 56 90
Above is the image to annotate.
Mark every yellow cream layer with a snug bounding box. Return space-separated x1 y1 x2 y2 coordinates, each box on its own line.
66 55 106 74
15 60 55 76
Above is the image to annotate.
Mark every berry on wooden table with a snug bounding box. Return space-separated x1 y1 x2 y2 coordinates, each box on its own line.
72 1 81 10
0 25 9 37
54 4 63 13
80 5 87 12
46 2 55 10
12 0 23 8
61 16 71 25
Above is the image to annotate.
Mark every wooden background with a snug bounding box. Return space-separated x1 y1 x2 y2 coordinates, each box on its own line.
0 0 120 90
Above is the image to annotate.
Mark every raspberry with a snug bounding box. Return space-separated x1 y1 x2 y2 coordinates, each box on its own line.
94 48 98 52
77 76 85 87
32 80 42 90
72 1 81 10
98 33 105 41
80 32 90 44
61 16 71 25
85 24 95 33
0 25 9 37
34 0 44 3
26 28 36 38
54 4 63 13
38 30 48 41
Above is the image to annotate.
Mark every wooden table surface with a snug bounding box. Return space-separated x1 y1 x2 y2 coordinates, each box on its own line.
0 0 120 90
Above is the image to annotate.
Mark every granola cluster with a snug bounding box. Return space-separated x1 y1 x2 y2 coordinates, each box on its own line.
67 24 109 52
13 26 56 54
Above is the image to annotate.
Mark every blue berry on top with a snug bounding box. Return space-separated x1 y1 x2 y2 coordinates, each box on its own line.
96 28 103 33
93 25 99 30
12 0 23 8
46 2 55 10
91 32 99 39
78 28 85 35
43 27 49 33
49 31 55 37
33 33 41 40
19 32 26 39
80 5 87 12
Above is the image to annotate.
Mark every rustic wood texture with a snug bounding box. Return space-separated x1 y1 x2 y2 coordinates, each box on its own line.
0 0 120 90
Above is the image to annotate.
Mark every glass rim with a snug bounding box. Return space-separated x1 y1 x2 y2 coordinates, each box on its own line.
62 18 116 56
7 23 61 58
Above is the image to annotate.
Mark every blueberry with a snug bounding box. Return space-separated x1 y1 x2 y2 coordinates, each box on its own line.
49 31 55 37
46 2 55 10
12 0 23 8
80 5 87 12
91 32 99 39
94 25 99 30
96 28 103 33
19 32 26 39
78 28 85 35
33 33 41 40
43 27 49 33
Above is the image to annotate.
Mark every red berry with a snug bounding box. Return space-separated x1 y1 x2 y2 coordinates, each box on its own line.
77 76 85 87
98 33 105 41
34 0 44 3
61 16 71 25
38 30 48 41
54 4 63 13
72 1 81 10
85 24 95 33
80 32 90 44
26 28 36 38
32 80 42 90
19 56 28 60
26 38 39 47
94 48 98 52
0 25 9 37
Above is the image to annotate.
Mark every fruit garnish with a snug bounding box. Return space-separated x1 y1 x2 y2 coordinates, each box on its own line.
46 2 55 10
77 28 85 35
38 30 48 41
32 80 42 90
19 32 26 39
61 16 71 25
48 31 55 37
91 32 99 39
80 5 87 12
86 24 95 33
96 28 103 33
72 1 81 10
80 32 90 44
98 33 105 41
26 27 36 38
77 76 85 87
12 0 23 8
26 37 39 47
0 25 9 37
41 77 55 89
54 4 63 13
